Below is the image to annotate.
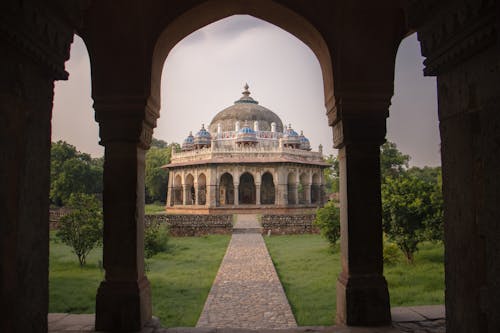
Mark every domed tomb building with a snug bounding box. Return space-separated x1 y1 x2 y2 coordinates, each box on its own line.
164 85 328 213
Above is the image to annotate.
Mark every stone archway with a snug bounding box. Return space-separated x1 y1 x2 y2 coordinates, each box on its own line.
261 172 275 205
311 173 321 204
198 173 207 205
239 172 256 204
287 172 297 205
219 173 234 205
174 174 183 205
185 174 195 205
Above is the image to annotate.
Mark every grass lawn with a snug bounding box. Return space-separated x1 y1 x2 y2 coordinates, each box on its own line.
145 203 166 214
49 234 230 327
264 234 444 326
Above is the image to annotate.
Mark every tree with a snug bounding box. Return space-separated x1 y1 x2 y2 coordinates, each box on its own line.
314 201 341 249
380 141 410 179
381 174 439 262
145 143 174 203
323 155 339 195
50 141 103 206
56 193 103 266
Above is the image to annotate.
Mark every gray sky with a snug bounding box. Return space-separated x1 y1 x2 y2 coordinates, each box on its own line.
53 15 440 167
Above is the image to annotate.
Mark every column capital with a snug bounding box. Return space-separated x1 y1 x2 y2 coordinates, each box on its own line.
327 92 390 149
94 95 160 149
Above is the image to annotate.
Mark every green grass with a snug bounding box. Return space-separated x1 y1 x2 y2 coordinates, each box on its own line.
145 203 166 214
49 234 230 327
264 235 444 326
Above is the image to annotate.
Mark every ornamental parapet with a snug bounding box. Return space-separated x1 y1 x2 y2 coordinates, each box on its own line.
170 145 324 165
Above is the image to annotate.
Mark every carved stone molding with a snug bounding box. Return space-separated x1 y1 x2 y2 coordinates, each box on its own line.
406 0 496 76
0 0 85 80
94 95 160 149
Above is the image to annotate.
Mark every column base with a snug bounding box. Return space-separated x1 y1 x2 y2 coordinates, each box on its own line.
95 276 152 331
336 273 391 326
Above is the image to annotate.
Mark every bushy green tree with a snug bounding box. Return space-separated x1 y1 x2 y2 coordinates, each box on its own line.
380 141 410 179
50 141 102 206
314 201 341 249
381 174 439 263
56 193 103 266
145 141 177 203
323 155 339 195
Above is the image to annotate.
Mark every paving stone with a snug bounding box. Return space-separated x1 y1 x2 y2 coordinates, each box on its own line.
409 305 445 320
392 307 426 322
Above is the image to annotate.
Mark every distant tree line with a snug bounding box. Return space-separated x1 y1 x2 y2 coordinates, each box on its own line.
50 139 178 207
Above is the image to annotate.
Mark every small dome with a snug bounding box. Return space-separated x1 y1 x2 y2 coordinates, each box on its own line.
282 124 300 146
182 131 194 151
194 124 211 146
299 130 311 150
236 121 258 143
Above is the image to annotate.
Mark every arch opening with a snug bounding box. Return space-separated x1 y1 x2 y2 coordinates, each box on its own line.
239 172 256 204
261 172 275 205
219 173 234 205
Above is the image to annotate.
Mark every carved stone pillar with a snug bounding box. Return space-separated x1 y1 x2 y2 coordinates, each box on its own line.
207 167 217 207
234 183 239 205
255 183 261 205
406 1 500 332
183 184 190 205
304 183 312 204
194 182 199 205
0 2 77 332
330 98 390 326
94 97 155 331
166 172 173 207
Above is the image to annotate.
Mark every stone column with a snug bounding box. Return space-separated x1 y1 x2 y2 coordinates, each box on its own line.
207 167 217 207
94 97 154 331
304 183 312 204
166 172 173 207
255 183 261 205
331 106 390 326
407 2 500 331
194 182 199 205
0 4 76 332
234 183 239 206
183 184 190 205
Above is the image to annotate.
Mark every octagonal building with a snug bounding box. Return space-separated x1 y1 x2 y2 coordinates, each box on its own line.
164 84 328 214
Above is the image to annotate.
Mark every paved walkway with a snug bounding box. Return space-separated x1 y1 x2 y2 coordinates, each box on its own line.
196 214 297 329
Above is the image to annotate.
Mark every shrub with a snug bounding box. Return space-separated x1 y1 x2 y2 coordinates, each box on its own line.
383 235 402 265
56 193 103 266
144 220 169 258
314 201 340 249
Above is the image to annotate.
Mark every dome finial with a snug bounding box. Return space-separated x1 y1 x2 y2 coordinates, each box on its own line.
243 83 250 97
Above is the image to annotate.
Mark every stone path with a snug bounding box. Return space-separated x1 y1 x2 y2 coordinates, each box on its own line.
196 214 297 329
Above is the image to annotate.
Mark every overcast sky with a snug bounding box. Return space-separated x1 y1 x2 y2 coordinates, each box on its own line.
53 15 440 167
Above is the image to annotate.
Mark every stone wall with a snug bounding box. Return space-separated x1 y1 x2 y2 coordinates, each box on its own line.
145 214 233 236
261 214 318 235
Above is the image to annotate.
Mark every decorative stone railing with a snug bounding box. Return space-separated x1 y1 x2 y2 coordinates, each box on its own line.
171 145 324 164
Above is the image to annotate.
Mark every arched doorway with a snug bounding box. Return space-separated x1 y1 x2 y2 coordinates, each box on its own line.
197 173 207 205
185 174 195 205
239 172 256 204
299 173 308 204
174 174 183 205
311 173 320 204
287 172 297 205
261 172 275 204
219 173 234 205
